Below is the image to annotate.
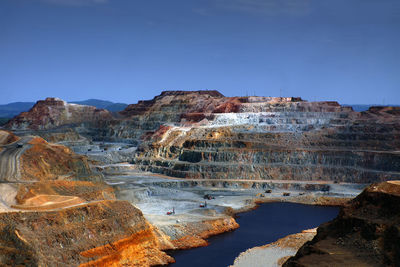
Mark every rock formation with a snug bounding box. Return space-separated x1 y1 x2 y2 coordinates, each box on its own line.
0 200 173 266
7 97 112 130
4 92 400 183
20 137 95 181
0 130 94 182
283 181 400 267
232 229 317 267
131 92 400 183
2 91 400 266
0 130 19 146
0 129 174 266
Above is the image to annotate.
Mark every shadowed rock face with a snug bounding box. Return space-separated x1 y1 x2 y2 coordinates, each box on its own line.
283 181 400 267
5 91 400 183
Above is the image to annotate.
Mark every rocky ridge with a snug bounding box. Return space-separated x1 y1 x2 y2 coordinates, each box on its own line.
0 200 174 266
0 128 244 266
283 181 400 267
7 97 112 130
0 130 175 266
130 92 400 183
2 91 399 265
5 91 400 184
0 130 95 182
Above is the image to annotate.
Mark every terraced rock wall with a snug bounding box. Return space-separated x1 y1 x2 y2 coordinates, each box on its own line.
132 96 400 183
5 92 400 183
0 200 173 266
7 97 112 131
0 129 174 267
0 132 96 182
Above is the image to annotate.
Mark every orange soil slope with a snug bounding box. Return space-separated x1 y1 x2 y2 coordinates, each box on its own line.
0 130 19 145
0 200 173 266
19 137 95 181
15 180 115 204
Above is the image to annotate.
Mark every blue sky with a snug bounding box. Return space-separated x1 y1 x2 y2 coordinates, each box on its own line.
1 0 399 104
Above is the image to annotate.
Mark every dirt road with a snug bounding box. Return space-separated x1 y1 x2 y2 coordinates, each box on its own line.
0 136 32 181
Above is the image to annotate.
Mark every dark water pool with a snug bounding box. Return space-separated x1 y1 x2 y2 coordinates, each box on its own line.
167 202 339 267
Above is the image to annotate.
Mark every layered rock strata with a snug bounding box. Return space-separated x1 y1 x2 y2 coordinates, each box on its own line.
5 92 400 183
132 94 400 183
7 97 112 130
0 130 174 266
149 215 239 250
283 181 400 267
0 130 19 146
0 130 95 182
0 200 173 266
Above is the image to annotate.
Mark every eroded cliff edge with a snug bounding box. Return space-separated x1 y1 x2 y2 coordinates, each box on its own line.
6 91 400 184
0 130 174 266
283 181 400 267
2 91 400 266
132 93 400 183
6 97 112 131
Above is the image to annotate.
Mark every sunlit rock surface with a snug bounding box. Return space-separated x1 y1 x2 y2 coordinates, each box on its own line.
0 130 20 146
3 91 399 266
0 131 95 182
7 97 112 130
0 200 173 266
130 92 400 183
6 92 400 183
232 229 317 267
0 130 173 266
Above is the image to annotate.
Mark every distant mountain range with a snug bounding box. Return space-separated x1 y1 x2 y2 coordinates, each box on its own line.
70 99 128 112
0 102 36 118
342 104 400 112
0 99 128 124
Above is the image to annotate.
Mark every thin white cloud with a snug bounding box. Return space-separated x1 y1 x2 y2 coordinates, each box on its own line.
216 0 312 16
40 0 108 7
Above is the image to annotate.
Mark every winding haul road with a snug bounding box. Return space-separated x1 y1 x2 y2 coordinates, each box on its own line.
0 136 32 181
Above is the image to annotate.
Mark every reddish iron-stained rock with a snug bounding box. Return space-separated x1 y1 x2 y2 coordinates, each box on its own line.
0 200 173 266
4 92 400 184
0 130 19 145
0 134 98 183
19 137 95 181
14 180 116 204
131 93 400 183
213 97 243 113
119 90 226 118
180 113 207 122
169 217 239 250
7 97 112 130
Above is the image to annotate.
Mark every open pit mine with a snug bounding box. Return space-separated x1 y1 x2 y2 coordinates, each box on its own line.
1 91 399 266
